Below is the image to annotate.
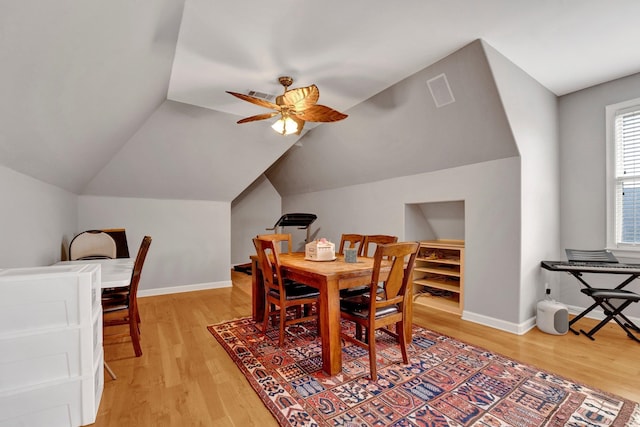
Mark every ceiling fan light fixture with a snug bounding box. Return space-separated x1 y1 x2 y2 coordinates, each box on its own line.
227 76 347 135
271 116 298 135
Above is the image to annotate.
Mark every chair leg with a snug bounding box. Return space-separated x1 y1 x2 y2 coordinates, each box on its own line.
129 310 142 357
133 302 141 334
398 320 409 365
279 305 287 346
262 302 270 334
272 303 278 327
367 326 377 380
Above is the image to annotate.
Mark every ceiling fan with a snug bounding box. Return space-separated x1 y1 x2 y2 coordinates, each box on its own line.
226 76 348 135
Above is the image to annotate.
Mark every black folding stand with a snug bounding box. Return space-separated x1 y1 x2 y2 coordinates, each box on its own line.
579 288 640 342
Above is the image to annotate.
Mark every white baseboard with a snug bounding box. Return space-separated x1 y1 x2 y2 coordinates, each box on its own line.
462 310 536 335
138 280 232 298
566 303 640 325
462 304 640 336
566 304 603 320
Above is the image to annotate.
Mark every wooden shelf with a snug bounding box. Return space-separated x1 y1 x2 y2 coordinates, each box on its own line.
413 292 460 315
412 239 464 316
416 257 460 265
414 266 460 277
413 278 461 293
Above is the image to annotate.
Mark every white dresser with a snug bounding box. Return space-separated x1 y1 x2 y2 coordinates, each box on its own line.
0 264 104 427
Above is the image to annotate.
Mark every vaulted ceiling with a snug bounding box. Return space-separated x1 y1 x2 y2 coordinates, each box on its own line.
2 1 640 200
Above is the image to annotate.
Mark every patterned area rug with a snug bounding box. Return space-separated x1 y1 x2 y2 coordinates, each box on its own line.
208 317 640 426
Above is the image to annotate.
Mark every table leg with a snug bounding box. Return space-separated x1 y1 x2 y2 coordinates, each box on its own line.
320 278 342 376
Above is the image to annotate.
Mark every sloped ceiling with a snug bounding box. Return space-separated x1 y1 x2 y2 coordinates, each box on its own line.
83 100 296 201
266 40 519 196
169 0 640 116
2 1 640 200
0 0 185 193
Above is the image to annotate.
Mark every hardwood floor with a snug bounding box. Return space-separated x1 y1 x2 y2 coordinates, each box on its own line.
95 270 640 426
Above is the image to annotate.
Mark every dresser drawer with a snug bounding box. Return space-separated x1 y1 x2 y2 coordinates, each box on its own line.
0 327 83 392
0 265 99 335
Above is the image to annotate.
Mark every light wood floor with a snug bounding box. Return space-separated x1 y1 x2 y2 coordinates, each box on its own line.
95 271 640 426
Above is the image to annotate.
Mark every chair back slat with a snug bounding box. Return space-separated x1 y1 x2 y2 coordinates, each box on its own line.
256 233 293 254
338 234 365 255
370 242 419 312
361 235 398 257
253 238 284 296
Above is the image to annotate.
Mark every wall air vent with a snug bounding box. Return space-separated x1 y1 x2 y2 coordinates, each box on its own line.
246 90 276 102
427 73 455 108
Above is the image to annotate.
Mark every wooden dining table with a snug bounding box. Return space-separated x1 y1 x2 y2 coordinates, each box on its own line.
251 252 413 376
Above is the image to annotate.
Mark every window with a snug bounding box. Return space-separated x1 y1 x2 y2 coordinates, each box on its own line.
606 98 640 252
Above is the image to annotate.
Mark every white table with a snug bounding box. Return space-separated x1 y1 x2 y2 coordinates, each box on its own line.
56 258 133 288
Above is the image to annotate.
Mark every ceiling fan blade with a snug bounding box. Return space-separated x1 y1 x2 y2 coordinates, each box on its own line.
237 112 279 124
226 91 280 110
282 85 320 110
296 104 348 122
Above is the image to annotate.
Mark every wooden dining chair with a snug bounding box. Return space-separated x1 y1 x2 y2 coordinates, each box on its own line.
360 235 399 257
337 234 365 255
102 235 152 357
339 241 419 380
253 237 320 346
256 233 293 254
69 230 117 260
340 234 399 298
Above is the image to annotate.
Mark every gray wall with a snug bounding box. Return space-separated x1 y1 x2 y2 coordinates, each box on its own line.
0 0 184 193
483 41 560 323
234 39 562 332
231 175 282 265
414 201 465 241
283 158 524 332
78 195 231 292
83 100 295 202
0 166 77 268
4 29 638 328
558 72 640 317
267 40 519 197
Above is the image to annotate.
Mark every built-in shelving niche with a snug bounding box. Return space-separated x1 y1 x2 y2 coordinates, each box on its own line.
405 200 465 242
405 200 466 315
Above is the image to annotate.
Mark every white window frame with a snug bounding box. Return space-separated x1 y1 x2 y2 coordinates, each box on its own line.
606 97 640 257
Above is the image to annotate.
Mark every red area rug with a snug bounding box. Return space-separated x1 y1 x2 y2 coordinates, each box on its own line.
208 317 640 426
